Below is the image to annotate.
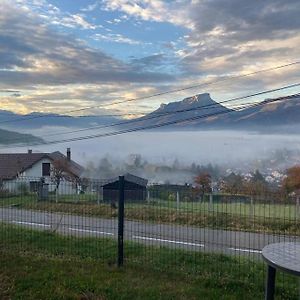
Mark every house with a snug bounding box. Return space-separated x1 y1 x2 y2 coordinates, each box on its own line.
0 148 84 195
101 173 148 203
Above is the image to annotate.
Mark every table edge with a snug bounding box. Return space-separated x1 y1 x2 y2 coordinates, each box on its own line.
262 254 300 277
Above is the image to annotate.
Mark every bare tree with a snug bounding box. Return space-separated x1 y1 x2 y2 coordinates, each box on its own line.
51 159 73 202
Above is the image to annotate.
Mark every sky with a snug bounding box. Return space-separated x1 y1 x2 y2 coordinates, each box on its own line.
0 0 300 116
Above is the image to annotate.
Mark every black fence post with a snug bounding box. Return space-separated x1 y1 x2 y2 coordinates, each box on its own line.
118 175 125 267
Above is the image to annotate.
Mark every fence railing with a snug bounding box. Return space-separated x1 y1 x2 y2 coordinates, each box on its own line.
0 176 299 298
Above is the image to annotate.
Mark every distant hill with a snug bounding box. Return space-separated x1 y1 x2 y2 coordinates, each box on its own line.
0 128 43 145
0 110 120 130
217 95 300 128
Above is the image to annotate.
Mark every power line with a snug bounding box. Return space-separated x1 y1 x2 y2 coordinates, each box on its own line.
0 104 249 147
35 83 300 138
0 99 257 143
2 86 300 145
41 100 283 138
0 111 146 117
3 87 299 148
34 95 299 146
0 60 299 125
3 83 296 144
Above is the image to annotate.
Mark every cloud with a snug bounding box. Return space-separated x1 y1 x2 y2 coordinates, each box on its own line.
51 14 101 30
106 18 122 25
11 93 22 98
101 0 192 28
0 0 176 115
0 90 20 93
130 54 164 67
129 54 178 74
0 82 167 116
80 1 100 12
92 33 142 45
177 0 300 78
102 0 300 83
16 0 101 30
0 0 174 89
1 0 299 117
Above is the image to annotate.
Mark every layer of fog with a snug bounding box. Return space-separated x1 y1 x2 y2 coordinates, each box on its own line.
2 128 300 183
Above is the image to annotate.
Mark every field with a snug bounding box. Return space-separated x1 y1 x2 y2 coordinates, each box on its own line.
1 194 300 235
0 223 299 300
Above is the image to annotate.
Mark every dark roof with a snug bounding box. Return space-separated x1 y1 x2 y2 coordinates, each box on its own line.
48 151 84 178
0 152 84 180
102 173 148 187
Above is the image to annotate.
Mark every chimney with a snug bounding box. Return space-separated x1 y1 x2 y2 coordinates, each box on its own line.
67 148 71 161
28 149 32 154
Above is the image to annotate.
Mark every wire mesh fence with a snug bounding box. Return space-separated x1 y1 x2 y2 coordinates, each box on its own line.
0 176 299 298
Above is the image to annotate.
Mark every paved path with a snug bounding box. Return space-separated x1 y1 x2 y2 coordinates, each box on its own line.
1 208 299 256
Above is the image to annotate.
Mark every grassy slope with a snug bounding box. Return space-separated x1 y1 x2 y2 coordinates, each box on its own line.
0 128 43 144
0 224 298 300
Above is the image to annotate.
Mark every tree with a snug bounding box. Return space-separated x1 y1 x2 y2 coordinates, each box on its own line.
221 172 244 194
76 177 89 194
51 159 75 202
244 170 269 196
194 173 212 200
282 165 300 194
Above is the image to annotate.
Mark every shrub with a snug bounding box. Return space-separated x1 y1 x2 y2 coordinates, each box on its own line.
17 182 29 195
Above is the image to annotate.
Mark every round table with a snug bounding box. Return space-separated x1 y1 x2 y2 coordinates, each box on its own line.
262 242 300 300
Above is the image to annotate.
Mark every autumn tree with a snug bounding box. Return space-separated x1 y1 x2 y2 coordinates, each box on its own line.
194 173 212 200
282 165 300 194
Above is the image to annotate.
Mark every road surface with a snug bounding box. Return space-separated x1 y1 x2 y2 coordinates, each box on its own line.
1 207 299 256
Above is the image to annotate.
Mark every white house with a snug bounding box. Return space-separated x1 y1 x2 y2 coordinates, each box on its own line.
0 148 84 195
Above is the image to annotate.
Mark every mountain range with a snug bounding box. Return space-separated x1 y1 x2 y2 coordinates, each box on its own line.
1 92 300 144
133 93 300 131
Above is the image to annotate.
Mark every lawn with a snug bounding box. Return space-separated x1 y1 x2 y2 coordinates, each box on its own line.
0 223 299 299
2 193 299 219
147 199 300 219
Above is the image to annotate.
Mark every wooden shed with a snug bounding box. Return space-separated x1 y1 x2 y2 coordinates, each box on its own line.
102 173 148 203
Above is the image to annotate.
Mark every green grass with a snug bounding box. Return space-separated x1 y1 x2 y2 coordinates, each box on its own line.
1 195 300 235
145 199 300 219
2 194 299 219
0 223 299 299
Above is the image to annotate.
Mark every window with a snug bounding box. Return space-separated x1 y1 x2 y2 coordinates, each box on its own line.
42 163 51 176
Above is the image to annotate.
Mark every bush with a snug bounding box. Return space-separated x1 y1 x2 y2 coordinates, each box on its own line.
17 182 29 195
168 193 176 201
0 181 11 198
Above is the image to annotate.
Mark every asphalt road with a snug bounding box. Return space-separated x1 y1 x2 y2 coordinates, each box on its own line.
1 207 299 256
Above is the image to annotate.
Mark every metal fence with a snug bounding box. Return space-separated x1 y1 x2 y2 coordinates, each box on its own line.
0 176 299 298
